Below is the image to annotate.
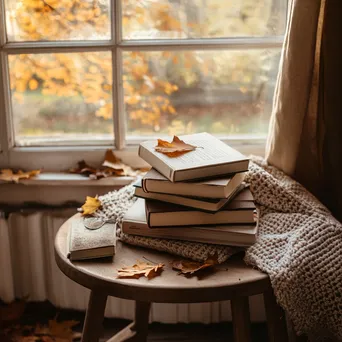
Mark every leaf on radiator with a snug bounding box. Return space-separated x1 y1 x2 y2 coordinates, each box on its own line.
117 261 164 279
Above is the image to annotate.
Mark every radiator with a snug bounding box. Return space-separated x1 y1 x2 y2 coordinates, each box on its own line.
0 211 265 323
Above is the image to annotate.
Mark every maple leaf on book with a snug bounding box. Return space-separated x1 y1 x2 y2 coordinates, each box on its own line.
117 261 164 279
155 136 197 157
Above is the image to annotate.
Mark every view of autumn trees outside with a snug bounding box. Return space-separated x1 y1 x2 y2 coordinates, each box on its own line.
4 0 286 146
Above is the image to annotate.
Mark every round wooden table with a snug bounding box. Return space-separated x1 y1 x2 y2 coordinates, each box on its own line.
55 215 288 342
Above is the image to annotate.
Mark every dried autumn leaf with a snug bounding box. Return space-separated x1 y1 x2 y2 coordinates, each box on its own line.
172 253 219 275
34 319 80 342
117 261 164 279
0 169 40 183
68 160 97 177
47 319 79 341
102 149 147 177
81 196 101 216
155 136 196 157
0 297 27 323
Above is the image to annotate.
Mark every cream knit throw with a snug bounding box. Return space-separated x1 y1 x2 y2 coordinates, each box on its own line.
245 157 342 341
94 184 238 264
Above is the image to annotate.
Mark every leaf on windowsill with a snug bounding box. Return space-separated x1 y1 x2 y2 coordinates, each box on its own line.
171 253 219 276
102 149 137 177
155 136 197 157
80 195 102 216
117 261 164 279
68 150 149 180
0 169 41 184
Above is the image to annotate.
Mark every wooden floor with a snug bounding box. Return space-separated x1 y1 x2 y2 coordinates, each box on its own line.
9 301 269 342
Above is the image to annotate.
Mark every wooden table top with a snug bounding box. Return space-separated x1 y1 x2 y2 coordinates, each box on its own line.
55 214 270 303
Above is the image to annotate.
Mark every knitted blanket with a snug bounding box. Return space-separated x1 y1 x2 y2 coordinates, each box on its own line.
95 157 342 340
245 158 342 341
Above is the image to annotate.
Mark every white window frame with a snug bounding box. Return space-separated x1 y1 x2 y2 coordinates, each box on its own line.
0 0 285 171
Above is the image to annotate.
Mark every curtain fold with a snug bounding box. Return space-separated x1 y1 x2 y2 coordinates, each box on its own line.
0 215 15 303
266 0 342 221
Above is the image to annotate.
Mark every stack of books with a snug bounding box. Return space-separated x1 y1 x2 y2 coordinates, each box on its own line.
122 132 258 247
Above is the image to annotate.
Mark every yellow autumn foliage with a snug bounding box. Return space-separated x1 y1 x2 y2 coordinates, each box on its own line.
9 0 181 129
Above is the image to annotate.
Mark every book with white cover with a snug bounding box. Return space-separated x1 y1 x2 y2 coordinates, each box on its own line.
138 132 249 182
68 217 116 261
142 168 246 198
122 198 258 246
134 180 248 212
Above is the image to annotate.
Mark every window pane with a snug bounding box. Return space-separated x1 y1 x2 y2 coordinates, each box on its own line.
123 49 281 138
9 52 113 146
5 0 110 41
122 0 287 40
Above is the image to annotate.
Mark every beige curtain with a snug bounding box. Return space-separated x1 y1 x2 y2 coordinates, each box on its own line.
266 0 342 221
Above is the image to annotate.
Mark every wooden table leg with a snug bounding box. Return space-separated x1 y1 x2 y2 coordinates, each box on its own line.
264 288 288 342
231 296 251 342
81 290 107 342
132 301 151 342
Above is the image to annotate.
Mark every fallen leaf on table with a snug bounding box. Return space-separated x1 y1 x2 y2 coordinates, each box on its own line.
117 261 164 279
0 169 40 183
155 136 197 157
171 253 219 275
81 196 102 216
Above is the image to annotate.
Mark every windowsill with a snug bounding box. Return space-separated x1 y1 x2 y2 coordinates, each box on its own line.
15 172 135 187
0 142 265 207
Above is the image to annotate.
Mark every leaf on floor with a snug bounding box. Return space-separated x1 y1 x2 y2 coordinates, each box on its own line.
80 195 102 216
4 318 81 342
117 261 164 279
171 253 219 275
154 136 197 157
0 297 28 324
0 169 40 183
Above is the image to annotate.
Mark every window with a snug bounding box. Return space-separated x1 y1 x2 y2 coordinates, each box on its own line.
0 0 287 169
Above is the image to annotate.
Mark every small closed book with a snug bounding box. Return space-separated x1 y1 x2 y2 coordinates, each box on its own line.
68 217 116 261
122 198 258 246
142 168 246 199
145 188 255 227
139 132 249 182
